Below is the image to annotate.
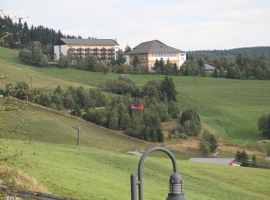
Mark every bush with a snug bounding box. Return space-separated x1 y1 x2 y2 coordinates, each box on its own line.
71 104 82 116
199 139 210 156
267 146 270 157
203 131 218 152
179 133 188 140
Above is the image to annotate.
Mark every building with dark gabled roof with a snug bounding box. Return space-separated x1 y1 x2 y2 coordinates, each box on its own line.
54 38 119 62
204 64 216 72
125 40 186 69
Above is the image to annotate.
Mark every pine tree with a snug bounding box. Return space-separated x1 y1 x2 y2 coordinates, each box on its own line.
251 154 257 167
154 59 159 72
213 68 218 78
173 63 178 75
181 108 201 136
266 114 270 137
161 77 177 101
235 150 249 167
240 151 249 167
257 114 268 135
133 55 140 67
168 101 180 118
267 147 270 157
116 49 126 65
235 150 241 161
207 134 218 152
236 52 243 66
219 67 225 78
159 58 165 72
124 44 131 53
156 128 164 142
71 104 81 116
108 108 119 130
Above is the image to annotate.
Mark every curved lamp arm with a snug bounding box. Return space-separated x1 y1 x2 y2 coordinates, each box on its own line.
131 146 178 200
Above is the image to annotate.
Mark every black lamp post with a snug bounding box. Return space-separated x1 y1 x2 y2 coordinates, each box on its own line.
130 146 187 200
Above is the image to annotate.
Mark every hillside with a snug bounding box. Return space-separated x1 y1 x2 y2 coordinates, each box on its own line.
1 47 269 145
188 46 270 59
1 46 270 199
4 140 270 200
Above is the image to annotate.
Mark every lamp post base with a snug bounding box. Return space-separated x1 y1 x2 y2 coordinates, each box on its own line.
166 193 187 200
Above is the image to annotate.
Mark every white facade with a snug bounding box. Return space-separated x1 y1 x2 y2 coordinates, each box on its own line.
54 44 118 61
178 53 186 67
125 55 130 65
54 45 68 60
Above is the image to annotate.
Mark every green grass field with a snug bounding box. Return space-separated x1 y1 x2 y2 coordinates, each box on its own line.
2 140 270 200
1 47 269 144
1 47 270 199
1 104 269 200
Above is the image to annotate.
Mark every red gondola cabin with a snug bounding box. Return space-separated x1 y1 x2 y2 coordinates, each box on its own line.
131 103 144 111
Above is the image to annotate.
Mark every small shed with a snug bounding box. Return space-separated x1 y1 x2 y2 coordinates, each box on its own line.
204 64 216 72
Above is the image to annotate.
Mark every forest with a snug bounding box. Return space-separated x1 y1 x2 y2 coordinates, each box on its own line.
188 46 270 59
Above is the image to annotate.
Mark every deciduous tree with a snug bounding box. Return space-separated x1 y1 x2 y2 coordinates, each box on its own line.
235 150 249 167
258 114 268 136
199 140 210 156
116 49 126 65
213 68 218 78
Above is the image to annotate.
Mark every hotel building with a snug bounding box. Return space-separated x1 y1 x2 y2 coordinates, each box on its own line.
125 40 186 70
54 38 119 62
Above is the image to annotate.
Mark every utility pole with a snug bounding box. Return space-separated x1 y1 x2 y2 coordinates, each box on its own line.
72 123 85 146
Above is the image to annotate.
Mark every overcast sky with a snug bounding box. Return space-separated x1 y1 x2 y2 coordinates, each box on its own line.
1 0 270 51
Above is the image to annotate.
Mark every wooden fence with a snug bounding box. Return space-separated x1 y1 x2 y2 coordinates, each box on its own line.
0 187 77 200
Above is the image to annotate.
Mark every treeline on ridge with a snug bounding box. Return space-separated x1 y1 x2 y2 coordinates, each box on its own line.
188 46 270 59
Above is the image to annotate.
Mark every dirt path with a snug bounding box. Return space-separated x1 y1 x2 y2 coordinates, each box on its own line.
161 133 265 158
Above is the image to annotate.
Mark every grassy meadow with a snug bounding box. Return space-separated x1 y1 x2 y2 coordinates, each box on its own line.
1 47 269 144
1 47 270 199
3 140 270 200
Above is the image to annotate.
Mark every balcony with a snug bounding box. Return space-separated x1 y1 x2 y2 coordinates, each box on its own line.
69 48 76 51
85 47 92 51
101 52 107 55
77 47 84 51
78 52 84 55
92 52 99 55
101 56 107 60
100 47 107 51
108 52 115 55
93 48 99 51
